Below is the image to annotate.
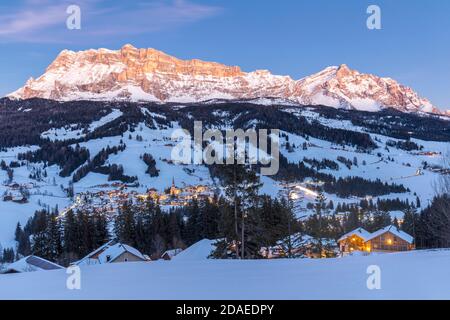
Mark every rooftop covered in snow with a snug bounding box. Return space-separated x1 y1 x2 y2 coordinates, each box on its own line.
2 255 63 274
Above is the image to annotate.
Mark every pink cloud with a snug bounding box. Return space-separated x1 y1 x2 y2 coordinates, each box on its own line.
0 0 222 43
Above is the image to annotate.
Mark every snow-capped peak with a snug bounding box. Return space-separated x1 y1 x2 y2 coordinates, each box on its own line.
293 64 439 113
8 45 442 114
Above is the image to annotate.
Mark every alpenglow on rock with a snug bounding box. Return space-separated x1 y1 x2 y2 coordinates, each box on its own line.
8 44 441 114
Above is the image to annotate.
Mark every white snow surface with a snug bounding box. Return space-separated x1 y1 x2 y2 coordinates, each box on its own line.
173 239 217 261
1 250 450 299
41 109 123 141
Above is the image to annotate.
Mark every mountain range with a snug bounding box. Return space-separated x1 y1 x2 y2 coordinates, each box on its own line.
8 44 443 114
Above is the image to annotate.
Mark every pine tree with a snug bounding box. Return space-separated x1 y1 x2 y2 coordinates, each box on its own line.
236 166 262 259
416 196 421 208
141 200 157 254
63 209 80 260
134 211 147 254
92 210 110 249
214 161 263 258
200 198 220 240
114 201 137 247
367 210 392 232
311 192 328 258
47 213 63 261
14 222 31 258
1 248 15 263
344 209 361 232
77 210 94 257
17 231 31 258
401 207 419 242
15 222 22 242
184 199 201 244
167 210 184 249
327 200 334 210
153 205 167 255
31 210 50 259
393 217 400 229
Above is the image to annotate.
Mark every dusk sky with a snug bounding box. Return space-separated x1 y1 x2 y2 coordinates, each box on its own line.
0 0 449 109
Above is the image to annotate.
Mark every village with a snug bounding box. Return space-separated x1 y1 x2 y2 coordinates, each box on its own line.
2 182 33 204
0 175 419 275
59 179 216 217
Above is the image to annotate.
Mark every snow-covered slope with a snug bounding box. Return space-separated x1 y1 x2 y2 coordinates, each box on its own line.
1 249 450 299
8 44 441 114
0 103 447 251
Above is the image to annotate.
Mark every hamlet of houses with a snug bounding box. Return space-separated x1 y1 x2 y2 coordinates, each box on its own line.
66 180 215 216
1 225 415 274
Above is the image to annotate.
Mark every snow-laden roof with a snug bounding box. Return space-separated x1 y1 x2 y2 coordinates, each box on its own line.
338 226 414 244
75 241 146 265
2 250 450 299
173 239 217 261
98 243 147 263
365 225 414 244
3 255 63 273
338 227 372 242
162 248 183 259
75 240 115 266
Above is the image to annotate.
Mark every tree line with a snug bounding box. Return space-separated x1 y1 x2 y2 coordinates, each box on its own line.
4 187 450 265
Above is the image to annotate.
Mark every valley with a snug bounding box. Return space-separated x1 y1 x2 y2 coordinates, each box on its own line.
0 99 448 254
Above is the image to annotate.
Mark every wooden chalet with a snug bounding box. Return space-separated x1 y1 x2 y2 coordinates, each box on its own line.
338 225 414 254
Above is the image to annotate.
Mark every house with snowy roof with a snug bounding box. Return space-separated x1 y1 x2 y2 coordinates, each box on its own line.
1 255 63 274
172 239 217 261
75 240 148 266
338 225 414 254
161 248 183 260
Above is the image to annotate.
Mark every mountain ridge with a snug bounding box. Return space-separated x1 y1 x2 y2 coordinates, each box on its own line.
8 44 442 114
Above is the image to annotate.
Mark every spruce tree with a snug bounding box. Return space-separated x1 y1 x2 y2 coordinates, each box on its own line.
63 209 80 261
217 162 262 258
401 207 419 241
114 201 137 247
77 210 94 257
184 199 201 244
92 210 110 249
367 210 392 232
47 212 63 262
393 217 400 229
167 210 184 249
15 222 22 243
313 192 328 258
31 210 50 259
343 209 361 233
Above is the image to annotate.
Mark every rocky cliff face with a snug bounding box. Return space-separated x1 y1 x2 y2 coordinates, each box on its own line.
8 44 441 114
292 64 438 113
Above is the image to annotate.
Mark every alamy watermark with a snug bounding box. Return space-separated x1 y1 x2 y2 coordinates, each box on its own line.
170 121 280 176
66 265 81 290
367 5 381 30
366 265 381 290
66 5 81 30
